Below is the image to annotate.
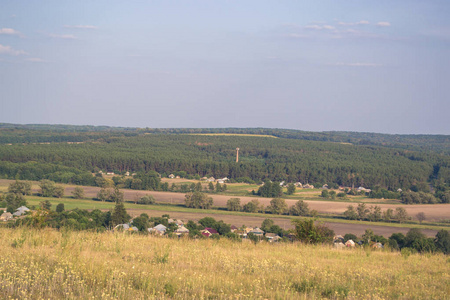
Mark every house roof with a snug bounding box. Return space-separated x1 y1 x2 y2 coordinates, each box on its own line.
265 233 279 238
16 206 30 212
175 226 189 233
230 225 238 230
250 227 264 234
153 224 167 231
203 227 218 234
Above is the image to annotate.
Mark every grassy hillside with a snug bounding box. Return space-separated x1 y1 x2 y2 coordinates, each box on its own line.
0 227 448 299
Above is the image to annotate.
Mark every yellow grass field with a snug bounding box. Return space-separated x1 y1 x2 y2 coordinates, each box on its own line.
0 227 448 299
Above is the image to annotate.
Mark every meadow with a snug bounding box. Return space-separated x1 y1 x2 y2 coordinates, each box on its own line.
0 227 448 299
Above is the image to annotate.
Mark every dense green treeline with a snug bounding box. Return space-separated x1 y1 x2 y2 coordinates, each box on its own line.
0 132 449 190
1 124 449 154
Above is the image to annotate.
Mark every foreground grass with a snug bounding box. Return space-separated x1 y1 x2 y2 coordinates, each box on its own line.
0 227 449 299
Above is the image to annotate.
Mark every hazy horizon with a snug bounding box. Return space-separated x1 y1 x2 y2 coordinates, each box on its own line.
1 1 449 135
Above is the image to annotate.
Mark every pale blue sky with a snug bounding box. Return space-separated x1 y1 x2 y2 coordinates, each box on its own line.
1 1 449 134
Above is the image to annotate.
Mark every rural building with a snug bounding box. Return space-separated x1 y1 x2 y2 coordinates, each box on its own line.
175 226 190 236
201 228 218 237
265 233 281 242
0 212 13 221
345 240 356 247
248 227 264 237
114 224 138 232
13 206 30 217
168 174 175 178
149 224 167 235
230 225 238 233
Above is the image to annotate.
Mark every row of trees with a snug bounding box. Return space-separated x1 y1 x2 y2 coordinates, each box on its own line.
343 204 410 223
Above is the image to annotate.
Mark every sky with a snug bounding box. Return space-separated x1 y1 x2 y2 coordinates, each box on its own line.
1 0 449 134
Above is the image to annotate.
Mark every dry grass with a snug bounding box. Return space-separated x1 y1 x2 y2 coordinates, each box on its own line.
0 227 449 299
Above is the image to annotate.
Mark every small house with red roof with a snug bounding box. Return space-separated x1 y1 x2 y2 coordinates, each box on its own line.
201 227 219 237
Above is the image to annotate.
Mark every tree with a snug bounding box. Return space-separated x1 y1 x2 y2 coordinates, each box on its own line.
194 182 203 192
329 190 336 200
184 192 213 209
321 190 329 198
226 198 241 211
39 179 55 197
56 203 65 213
8 181 32 195
215 182 222 193
289 200 309 216
111 201 130 226
39 200 52 210
389 233 406 249
261 219 274 232
368 205 382 222
362 229 375 244
286 184 296 195
395 207 409 223
356 203 369 220
138 195 155 204
72 187 85 199
416 212 426 224
242 199 262 213
383 208 394 222
291 218 334 244
208 182 214 191
132 216 149 232
199 217 216 229
110 187 124 203
268 198 288 215
97 188 111 202
406 228 426 247
5 193 27 212
53 186 65 198
434 230 450 254
343 205 358 220
344 233 358 243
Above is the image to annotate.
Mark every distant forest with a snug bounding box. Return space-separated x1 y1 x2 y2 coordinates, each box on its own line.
0 124 449 191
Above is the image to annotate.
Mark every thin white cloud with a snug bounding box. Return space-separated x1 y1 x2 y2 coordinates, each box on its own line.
305 24 335 30
377 22 391 27
0 44 27 56
64 25 98 29
0 28 21 35
25 57 46 63
284 33 309 39
338 20 370 26
48 33 77 39
335 62 380 67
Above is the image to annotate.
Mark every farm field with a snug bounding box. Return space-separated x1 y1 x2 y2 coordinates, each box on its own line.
0 227 448 299
1 179 446 221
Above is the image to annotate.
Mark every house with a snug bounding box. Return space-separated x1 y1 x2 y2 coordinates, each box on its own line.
201 177 208 181
294 182 303 188
333 235 345 244
175 226 190 236
13 206 30 217
125 171 130 176
114 224 138 232
168 174 175 179
345 240 356 247
265 233 281 242
357 187 371 193
201 227 219 237
248 227 264 236
230 225 238 233
279 181 285 186
303 184 314 189
397 188 403 192
106 172 115 175
322 184 329 189
149 224 167 235
175 176 181 179
216 179 224 184
168 219 184 227
0 212 13 222
206 177 215 182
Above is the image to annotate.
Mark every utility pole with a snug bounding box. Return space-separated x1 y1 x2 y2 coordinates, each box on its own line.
236 148 240 163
